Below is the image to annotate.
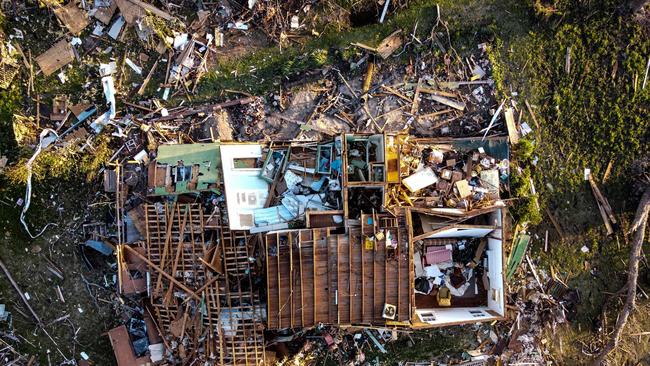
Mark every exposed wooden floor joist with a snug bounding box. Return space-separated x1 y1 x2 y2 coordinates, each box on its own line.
145 203 266 365
265 226 411 329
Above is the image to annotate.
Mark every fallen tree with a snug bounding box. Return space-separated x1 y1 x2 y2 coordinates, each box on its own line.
592 188 650 365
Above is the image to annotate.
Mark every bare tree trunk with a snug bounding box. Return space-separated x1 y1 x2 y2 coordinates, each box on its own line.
592 189 650 365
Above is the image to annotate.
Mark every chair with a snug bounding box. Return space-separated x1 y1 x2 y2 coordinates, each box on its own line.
437 286 452 307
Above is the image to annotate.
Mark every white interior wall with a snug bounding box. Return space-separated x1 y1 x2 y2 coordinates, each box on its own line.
220 144 269 230
426 227 494 239
488 209 503 239
416 307 497 326
416 208 506 325
486 239 505 316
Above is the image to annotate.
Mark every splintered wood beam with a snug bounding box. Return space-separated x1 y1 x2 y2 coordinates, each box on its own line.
277 232 281 329
289 233 294 329
245 237 262 365
372 233 377 322
198 207 206 258
214 278 225 366
232 235 251 366
164 205 190 302
397 227 401 319
116 241 124 295
192 274 220 297
361 233 365 323
524 99 540 130
204 282 213 357
588 174 617 225
299 232 305 328
220 234 238 364
122 244 200 301
336 234 341 324
143 201 150 250
545 207 565 239
186 208 194 295
313 229 318 324
385 232 388 309
349 233 353 323
329 231 339 324
411 78 422 115
155 203 177 294
265 234 270 327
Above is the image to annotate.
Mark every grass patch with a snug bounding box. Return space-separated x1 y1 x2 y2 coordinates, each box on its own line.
491 2 650 209
485 1 649 362
196 0 531 98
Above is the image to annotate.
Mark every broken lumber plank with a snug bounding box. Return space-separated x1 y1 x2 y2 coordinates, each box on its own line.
35 39 74 77
375 30 403 59
525 99 540 130
122 245 201 301
380 85 412 103
437 80 492 89
137 58 160 96
602 160 614 183
115 0 172 23
362 61 375 94
94 1 118 24
595 199 614 236
545 207 565 239
53 2 90 35
588 174 616 224
351 30 402 59
504 107 519 144
411 78 423 115
417 86 457 98
428 94 465 111
417 109 453 120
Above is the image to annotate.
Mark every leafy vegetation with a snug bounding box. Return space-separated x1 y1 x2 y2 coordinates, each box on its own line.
493 1 650 204
488 1 650 363
4 132 113 184
0 85 20 157
364 329 473 364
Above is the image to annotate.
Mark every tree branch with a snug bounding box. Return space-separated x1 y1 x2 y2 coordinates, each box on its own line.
592 188 650 365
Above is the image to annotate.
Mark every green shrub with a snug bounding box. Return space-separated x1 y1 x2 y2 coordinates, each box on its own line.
513 138 535 165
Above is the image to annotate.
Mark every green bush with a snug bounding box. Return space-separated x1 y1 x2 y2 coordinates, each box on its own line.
513 138 535 165
509 165 542 225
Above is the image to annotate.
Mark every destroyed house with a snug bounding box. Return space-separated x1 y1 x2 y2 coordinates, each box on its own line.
118 134 509 364
265 207 506 329
252 134 510 328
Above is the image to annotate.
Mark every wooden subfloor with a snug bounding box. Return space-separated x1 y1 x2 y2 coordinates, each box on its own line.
266 226 411 329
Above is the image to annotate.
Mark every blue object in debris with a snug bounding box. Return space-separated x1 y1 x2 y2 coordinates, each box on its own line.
84 240 114 255
310 176 327 192
76 106 97 123
330 159 342 173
